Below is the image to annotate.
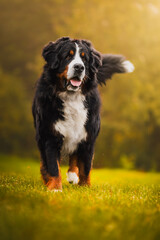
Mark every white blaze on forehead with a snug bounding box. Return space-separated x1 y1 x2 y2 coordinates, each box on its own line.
67 43 85 80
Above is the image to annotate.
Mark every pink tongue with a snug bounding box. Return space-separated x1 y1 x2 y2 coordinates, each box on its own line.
70 80 81 87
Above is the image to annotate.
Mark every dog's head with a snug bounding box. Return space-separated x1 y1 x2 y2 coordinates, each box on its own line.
42 37 102 92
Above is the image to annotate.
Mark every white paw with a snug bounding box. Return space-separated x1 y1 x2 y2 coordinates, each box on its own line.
66 172 79 184
122 60 135 73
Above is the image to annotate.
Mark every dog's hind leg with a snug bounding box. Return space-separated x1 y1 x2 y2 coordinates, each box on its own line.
67 154 79 184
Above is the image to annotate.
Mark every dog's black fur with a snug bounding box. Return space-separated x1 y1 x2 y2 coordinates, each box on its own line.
32 37 133 190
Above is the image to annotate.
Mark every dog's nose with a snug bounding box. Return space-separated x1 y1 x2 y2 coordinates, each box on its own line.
74 64 84 74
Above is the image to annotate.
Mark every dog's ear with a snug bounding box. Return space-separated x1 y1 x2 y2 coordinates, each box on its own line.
42 41 59 69
42 37 70 69
90 48 102 73
82 40 102 73
97 54 134 85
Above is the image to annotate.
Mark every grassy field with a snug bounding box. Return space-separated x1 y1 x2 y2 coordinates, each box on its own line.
0 155 160 240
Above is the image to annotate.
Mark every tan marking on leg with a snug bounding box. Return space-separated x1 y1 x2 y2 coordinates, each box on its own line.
67 155 79 184
68 155 79 175
40 161 50 184
46 175 62 190
78 161 91 186
41 161 62 190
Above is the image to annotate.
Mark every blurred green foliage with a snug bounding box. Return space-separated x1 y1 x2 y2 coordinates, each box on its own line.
0 0 160 170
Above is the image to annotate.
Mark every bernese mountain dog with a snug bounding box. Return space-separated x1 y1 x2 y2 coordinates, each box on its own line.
32 37 134 191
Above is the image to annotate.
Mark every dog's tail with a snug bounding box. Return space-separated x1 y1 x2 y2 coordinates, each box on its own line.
97 54 134 85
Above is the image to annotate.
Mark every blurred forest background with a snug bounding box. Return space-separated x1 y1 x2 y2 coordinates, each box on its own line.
0 0 160 171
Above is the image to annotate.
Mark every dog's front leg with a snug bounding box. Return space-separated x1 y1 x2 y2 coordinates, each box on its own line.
67 154 79 184
77 142 94 186
42 137 62 191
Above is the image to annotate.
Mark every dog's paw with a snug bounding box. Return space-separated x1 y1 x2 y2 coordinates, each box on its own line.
46 176 62 191
67 172 79 184
122 60 135 73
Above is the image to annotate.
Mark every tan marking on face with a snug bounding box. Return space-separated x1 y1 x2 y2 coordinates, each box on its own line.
81 52 85 57
57 65 69 88
70 50 74 56
68 155 79 175
57 65 68 79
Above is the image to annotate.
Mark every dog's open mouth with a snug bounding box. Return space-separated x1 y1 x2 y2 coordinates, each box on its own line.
69 77 82 87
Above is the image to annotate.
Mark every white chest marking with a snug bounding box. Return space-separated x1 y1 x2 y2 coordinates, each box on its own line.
54 92 88 154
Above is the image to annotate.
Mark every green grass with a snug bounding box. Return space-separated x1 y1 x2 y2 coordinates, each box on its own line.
0 155 160 240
